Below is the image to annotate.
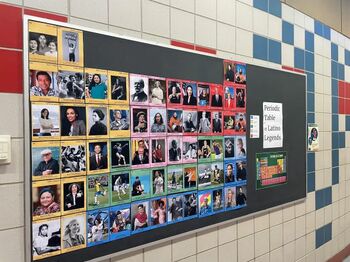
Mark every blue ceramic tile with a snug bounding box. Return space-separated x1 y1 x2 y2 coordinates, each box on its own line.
332 78 338 96
307 172 315 192
332 149 339 167
282 21 294 45
294 47 305 69
305 51 314 72
324 187 332 206
332 114 339 131
345 49 350 66
338 64 345 80
307 112 315 124
346 116 350 131
331 43 338 61
254 0 268 12
307 152 315 172
315 227 325 248
332 132 339 149
339 132 345 148
332 96 338 114
306 72 315 92
268 39 281 64
305 31 314 52
268 0 281 17
253 34 268 61
331 61 338 79
324 25 330 40
307 92 314 112
332 167 339 185
314 20 323 37
315 189 324 210
324 223 332 242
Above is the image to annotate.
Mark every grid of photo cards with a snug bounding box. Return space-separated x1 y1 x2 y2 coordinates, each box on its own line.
29 21 248 261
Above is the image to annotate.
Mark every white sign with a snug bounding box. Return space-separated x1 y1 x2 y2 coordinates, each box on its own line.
250 115 260 138
263 102 283 148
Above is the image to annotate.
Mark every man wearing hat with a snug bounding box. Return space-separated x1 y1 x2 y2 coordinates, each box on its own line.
34 149 59 176
131 79 148 102
134 110 147 133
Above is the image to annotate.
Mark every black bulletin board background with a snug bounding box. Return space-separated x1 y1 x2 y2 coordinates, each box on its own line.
39 31 306 262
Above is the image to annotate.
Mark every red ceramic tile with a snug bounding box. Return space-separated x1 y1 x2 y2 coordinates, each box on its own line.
346 99 350 115
0 4 23 49
282 65 294 72
171 40 194 50
195 45 216 55
0 49 23 93
24 9 68 22
338 81 345 98
338 98 345 114
345 82 350 99
293 68 304 74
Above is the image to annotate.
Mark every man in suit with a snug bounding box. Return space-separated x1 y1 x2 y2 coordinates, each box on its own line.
132 140 149 165
89 144 107 170
212 113 222 133
211 87 222 107
131 79 148 102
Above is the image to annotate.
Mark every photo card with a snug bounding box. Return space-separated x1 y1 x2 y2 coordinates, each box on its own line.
131 106 148 137
110 171 131 205
32 179 61 220
210 84 223 109
234 136 247 159
60 104 87 139
211 136 224 161
167 136 182 164
31 102 60 140
130 74 149 105
61 212 86 253
183 191 198 220
151 167 167 197
131 200 150 233
32 217 61 260
234 112 247 133
183 109 198 135
224 186 236 210
224 85 235 110
183 164 197 190
87 173 109 210
60 140 86 177
224 160 236 185
182 136 197 163
197 82 210 108
149 107 167 136
150 197 167 228
211 162 224 187
198 190 213 217
110 139 130 170
109 105 130 138
197 111 212 135
29 62 58 102
223 60 235 83
235 159 247 183
224 136 235 160
211 111 223 135
85 68 108 104
197 136 212 163
29 21 58 63
151 137 167 167
149 77 166 106
87 208 109 246
108 71 129 105
234 62 247 85
61 176 86 215
109 204 131 240
197 163 212 189
236 87 246 110
167 79 182 105
131 138 150 168
236 185 247 207
167 165 184 194
86 105 109 139
87 140 109 174
32 141 60 181
167 194 184 223
58 27 84 67
223 111 236 135
131 169 151 201
57 65 85 102
167 108 183 134
182 81 197 108
212 188 224 213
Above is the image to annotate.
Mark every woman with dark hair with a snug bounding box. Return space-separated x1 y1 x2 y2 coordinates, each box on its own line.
89 109 107 135
63 219 85 248
33 188 60 216
87 74 107 99
152 143 163 163
64 183 84 210
62 107 86 136
91 216 104 242
39 108 53 136
151 112 165 133
183 85 197 105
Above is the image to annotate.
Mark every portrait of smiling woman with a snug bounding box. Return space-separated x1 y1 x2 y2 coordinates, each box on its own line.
33 187 60 217
61 106 86 137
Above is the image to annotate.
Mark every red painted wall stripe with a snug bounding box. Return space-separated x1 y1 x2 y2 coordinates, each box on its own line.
24 9 68 22
195 45 216 55
171 40 194 50
0 4 22 49
0 49 23 94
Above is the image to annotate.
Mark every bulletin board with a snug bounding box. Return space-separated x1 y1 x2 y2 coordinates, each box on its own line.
24 16 306 262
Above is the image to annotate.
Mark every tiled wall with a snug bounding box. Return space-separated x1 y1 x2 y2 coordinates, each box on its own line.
0 0 350 261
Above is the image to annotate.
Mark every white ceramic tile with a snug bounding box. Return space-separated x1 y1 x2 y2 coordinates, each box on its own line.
237 0 252 5
238 217 254 238
218 241 237 262
172 234 196 261
142 33 170 45
111 250 143 262
24 0 68 14
323 113 331 132
268 14 282 41
282 43 294 67
195 15 216 49
70 17 109 30
270 224 282 251
238 234 254 262
0 138 24 185
294 25 305 50
0 227 24 262
171 0 194 12
314 35 323 55
283 219 296 244
315 73 324 94
270 247 283 262
283 241 296 262
283 205 295 222
295 236 306 260
253 9 268 37
171 8 195 43
294 9 305 28
0 0 22 4
0 94 23 138
324 94 332 113
217 0 235 25
315 54 323 75
304 15 314 33
235 28 252 57
306 231 315 254
323 75 331 95
254 213 269 232
144 241 172 262
281 3 294 24
306 211 315 234
339 46 345 64
218 222 237 245
324 205 333 224
197 247 218 262
331 29 339 44
109 0 141 31
217 22 235 53
323 132 331 150
315 93 324 113
235 1 252 31
270 208 283 226
195 0 216 19
177 255 197 262
295 202 306 217
255 253 269 262
0 183 24 230
340 114 347 131
255 229 269 257
108 26 142 38
152 0 170 4
295 215 306 239
70 0 108 23
315 208 325 228
142 0 170 37
323 39 331 59
197 228 218 252
345 65 350 83
315 151 324 171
